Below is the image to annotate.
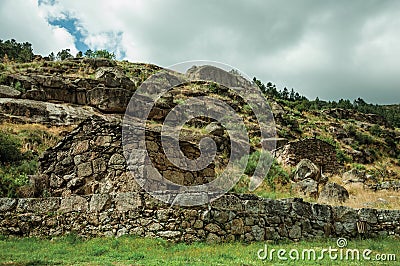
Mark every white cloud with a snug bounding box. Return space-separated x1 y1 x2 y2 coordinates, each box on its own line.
1 0 400 103
0 0 77 55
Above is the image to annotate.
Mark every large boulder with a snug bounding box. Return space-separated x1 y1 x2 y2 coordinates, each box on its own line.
0 85 21 98
319 182 349 203
291 178 319 199
292 159 321 182
0 98 100 125
86 86 133 113
342 169 366 184
95 67 135 89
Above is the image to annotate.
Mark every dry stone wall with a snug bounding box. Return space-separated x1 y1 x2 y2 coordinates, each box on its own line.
1 193 399 242
274 138 341 174
37 116 227 197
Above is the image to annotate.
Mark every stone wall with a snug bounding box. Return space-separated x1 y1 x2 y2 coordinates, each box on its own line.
1 193 399 242
274 138 341 174
36 117 228 197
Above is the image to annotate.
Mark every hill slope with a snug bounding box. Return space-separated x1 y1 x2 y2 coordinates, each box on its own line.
0 58 399 209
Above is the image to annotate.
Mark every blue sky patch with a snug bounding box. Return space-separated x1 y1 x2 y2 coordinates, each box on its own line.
48 17 89 53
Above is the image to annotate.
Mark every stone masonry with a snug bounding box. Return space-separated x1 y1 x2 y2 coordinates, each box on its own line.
0 193 399 242
274 138 341 174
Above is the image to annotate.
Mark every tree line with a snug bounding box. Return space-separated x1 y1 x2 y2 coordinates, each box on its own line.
253 77 400 128
0 39 115 63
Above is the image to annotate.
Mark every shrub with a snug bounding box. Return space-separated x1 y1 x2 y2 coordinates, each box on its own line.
239 150 261 176
336 149 351 163
0 132 23 164
265 159 290 191
352 163 366 170
344 124 357 137
355 132 374 145
369 125 382 137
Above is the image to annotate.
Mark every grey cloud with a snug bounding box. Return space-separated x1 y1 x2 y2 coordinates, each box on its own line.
2 0 400 104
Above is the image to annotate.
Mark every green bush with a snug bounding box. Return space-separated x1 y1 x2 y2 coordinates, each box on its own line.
355 132 374 145
0 132 23 164
265 159 289 191
237 151 289 191
239 150 260 176
369 125 382 137
344 124 357 136
336 149 351 164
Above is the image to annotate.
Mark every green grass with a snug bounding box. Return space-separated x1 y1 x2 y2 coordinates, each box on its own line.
0 235 398 265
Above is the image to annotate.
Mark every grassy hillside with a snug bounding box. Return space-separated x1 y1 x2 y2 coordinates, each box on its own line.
0 58 399 209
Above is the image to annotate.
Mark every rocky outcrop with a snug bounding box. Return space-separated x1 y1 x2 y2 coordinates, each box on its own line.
291 159 328 199
0 85 21 98
322 108 389 127
0 98 101 125
319 182 349 203
0 59 162 124
186 65 251 88
343 169 367 184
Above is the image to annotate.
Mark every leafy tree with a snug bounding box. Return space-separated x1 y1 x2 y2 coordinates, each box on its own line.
84 49 116 60
84 49 94 58
0 132 23 165
56 49 73 61
48 52 55 61
0 39 34 63
281 87 289 100
76 51 83 58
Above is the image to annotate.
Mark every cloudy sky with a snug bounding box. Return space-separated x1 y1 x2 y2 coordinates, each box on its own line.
0 0 399 104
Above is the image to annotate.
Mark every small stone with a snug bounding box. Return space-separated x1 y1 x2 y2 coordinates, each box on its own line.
77 162 93 177
289 224 302 239
205 223 222 234
72 140 90 155
206 233 221 243
230 218 244 235
157 231 181 238
109 154 126 165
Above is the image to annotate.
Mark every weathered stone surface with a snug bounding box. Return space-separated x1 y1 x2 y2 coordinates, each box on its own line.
0 198 17 212
274 139 340 174
0 85 21 98
293 159 320 182
59 195 88 212
157 231 181 238
230 218 244 235
211 194 242 211
115 192 142 211
89 194 110 212
0 98 99 125
289 224 302 239
343 169 366 184
95 67 135 89
16 197 60 213
292 178 319 199
77 162 93 177
319 182 349 203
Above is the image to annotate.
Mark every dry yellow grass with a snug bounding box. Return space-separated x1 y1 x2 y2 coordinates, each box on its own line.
0 122 73 136
0 122 74 154
327 175 400 209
